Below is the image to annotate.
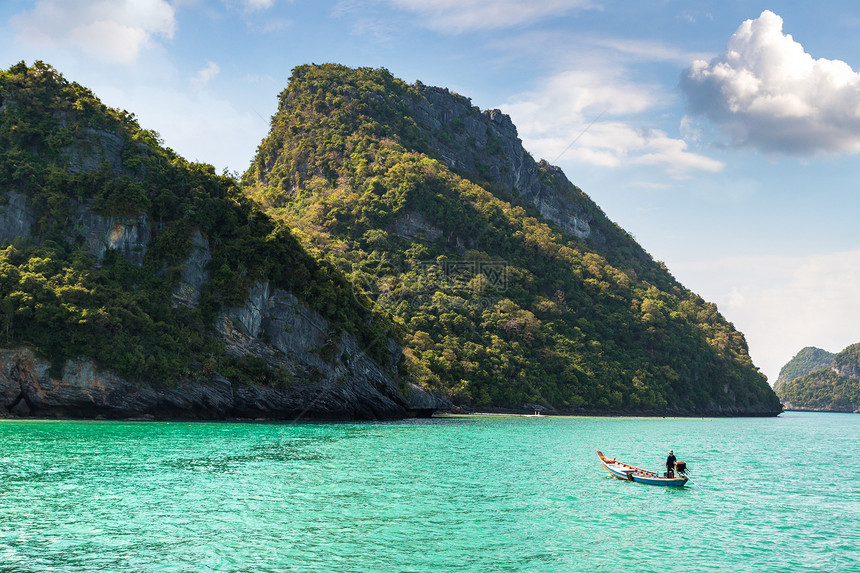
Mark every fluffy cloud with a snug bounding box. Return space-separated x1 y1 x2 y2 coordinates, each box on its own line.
12 0 175 64
385 0 593 33
681 10 860 155
503 69 723 176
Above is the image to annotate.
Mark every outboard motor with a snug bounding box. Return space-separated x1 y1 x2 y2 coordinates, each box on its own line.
675 461 687 474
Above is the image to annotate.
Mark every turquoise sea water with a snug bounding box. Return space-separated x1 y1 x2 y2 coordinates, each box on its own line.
0 412 858 572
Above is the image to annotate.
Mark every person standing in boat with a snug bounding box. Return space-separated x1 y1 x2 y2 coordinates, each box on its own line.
666 449 677 477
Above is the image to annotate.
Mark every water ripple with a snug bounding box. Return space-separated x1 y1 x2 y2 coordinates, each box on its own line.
0 414 857 572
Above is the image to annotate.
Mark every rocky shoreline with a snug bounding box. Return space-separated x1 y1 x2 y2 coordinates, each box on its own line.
0 347 452 421
0 345 781 422
781 407 858 414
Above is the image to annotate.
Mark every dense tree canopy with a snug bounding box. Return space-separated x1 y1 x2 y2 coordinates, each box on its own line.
777 343 860 411
773 346 835 391
243 64 780 413
0 61 393 384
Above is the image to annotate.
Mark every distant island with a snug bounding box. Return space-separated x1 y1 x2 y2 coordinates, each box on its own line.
0 61 781 419
775 344 860 412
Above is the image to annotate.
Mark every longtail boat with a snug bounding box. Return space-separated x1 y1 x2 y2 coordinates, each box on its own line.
597 450 688 487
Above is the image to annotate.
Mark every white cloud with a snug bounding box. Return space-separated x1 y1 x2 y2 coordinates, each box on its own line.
502 69 723 176
384 0 593 33
671 250 860 385
223 0 276 12
243 0 275 9
585 37 711 66
331 1 399 42
676 9 713 26
631 131 724 175
12 0 175 64
681 10 860 155
679 116 702 142
191 61 221 89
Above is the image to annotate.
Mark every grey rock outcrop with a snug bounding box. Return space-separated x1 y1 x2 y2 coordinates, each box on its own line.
406 85 600 242
0 118 152 266
215 281 443 419
173 230 211 307
70 204 151 266
405 383 453 417
0 280 452 420
0 338 449 420
0 191 34 243
0 190 151 266
393 211 443 242
0 115 152 266
835 358 860 379
61 126 127 174
0 348 233 419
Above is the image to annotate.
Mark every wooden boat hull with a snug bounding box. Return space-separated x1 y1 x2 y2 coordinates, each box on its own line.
597 450 688 487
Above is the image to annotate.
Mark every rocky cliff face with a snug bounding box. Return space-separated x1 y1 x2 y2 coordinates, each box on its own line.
0 154 151 268
0 190 151 267
0 191 33 242
61 124 133 175
0 347 233 419
0 339 450 420
834 344 860 379
215 280 451 418
0 199 450 418
71 204 152 266
406 85 618 247
172 230 211 307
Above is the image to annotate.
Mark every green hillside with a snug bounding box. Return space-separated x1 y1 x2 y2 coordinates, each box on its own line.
242 64 781 414
777 343 860 412
0 61 393 388
773 346 834 391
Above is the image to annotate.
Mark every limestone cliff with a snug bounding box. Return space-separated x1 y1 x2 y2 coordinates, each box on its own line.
404 85 646 260
215 281 450 418
0 346 449 419
0 191 33 242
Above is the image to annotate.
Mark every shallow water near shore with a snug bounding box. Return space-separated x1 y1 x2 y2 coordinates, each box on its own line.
0 411 857 572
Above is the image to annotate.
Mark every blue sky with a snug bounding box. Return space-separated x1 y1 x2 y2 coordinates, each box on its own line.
2 0 859 383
